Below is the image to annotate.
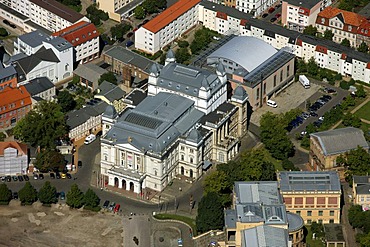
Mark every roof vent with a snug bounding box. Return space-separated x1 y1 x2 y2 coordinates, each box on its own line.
164 102 168 106
128 136 132 142
154 110 158 115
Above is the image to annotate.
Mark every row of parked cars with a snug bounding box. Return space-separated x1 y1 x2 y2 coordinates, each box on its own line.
103 200 120 213
1 175 29 182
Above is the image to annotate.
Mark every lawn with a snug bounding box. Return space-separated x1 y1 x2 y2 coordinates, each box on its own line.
305 226 325 247
153 213 197 235
354 100 370 121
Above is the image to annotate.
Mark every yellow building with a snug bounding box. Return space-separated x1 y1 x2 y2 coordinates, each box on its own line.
278 171 341 224
94 81 126 114
353 176 370 210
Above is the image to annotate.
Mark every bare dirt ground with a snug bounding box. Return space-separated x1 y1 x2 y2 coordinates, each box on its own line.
0 201 123 247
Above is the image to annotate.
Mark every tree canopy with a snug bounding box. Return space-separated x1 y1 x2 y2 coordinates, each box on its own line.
84 188 100 209
0 28 8 37
307 57 319 76
19 182 38 205
38 181 58 204
323 30 334 40
134 6 145 19
358 42 369 54
13 101 68 149
195 192 224 233
0 183 12 204
66 184 84 208
340 38 351 47
303 25 317 36
86 4 109 26
110 23 132 41
98 71 117 85
190 28 214 54
336 147 370 182
175 48 191 64
57 90 76 113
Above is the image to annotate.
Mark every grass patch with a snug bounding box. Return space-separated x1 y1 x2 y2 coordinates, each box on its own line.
305 226 325 247
354 100 370 121
153 213 197 235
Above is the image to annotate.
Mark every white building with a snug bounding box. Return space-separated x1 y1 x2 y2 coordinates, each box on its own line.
52 21 100 64
13 30 74 84
0 142 28 176
135 0 200 54
236 0 277 16
0 0 89 33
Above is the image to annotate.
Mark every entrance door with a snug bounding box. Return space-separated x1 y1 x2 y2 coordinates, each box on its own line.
114 177 119 187
181 166 184 175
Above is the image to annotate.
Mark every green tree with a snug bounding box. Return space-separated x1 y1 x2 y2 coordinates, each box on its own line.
296 59 307 73
203 170 231 206
342 147 370 182
0 28 8 37
342 114 362 128
57 90 76 113
307 57 319 76
84 188 100 209
282 158 299 171
348 205 363 228
155 0 167 9
0 183 12 204
341 95 355 110
19 182 38 205
66 184 84 208
175 48 191 64
358 41 369 53
13 101 68 148
142 0 158 14
38 181 57 204
359 232 370 247
134 6 146 19
178 40 189 48
303 25 317 36
190 28 213 54
357 85 366 98
99 71 117 85
311 222 324 238
341 38 351 47
323 30 334 40
0 132 6 141
196 192 224 233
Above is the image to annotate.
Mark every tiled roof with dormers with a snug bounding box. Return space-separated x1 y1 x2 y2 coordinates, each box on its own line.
52 21 99 47
317 7 367 27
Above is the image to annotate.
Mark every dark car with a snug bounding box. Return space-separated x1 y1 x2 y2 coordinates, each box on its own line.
295 116 304 124
324 87 337 94
56 172 61 179
50 172 55 179
313 120 323 127
262 13 268 18
126 40 134 47
103 200 110 208
10 23 16 29
268 7 275 13
66 173 72 179
270 17 277 22
18 175 23 182
78 161 82 167
109 202 116 211
126 32 134 38
12 176 18 181
60 191 65 200
13 192 18 200
3 19 10 25
322 94 332 100
1 176 5 182
39 173 44 180
6 176 11 182
23 175 29 181
275 13 281 18
310 111 318 117
143 19 149 24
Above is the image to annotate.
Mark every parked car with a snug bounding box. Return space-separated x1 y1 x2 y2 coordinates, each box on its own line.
3 19 10 25
126 40 134 47
109 202 116 211
270 17 277 22
78 161 82 167
50 172 55 179
6 176 11 182
61 173 67 179
66 173 72 179
301 112 310 119
39 173 44 180
322 94 332 100
275 13 281 18
60 191 65 200
126 32 134 38
324 87 337 94
267 99 277 108
12 176 18 181
13 192 18 200
56 172 61 179
262 13 268 18
310 111 318 117
18 175 23 182
268 7 275 13
114 204 121 213
142 19 150 24
23 175 29 181
84 134 96 145
103 200 110 208
1 176 5 182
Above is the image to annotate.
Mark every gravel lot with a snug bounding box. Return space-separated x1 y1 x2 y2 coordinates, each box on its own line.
0 201 124 247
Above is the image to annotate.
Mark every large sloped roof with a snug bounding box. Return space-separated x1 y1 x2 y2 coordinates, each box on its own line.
208 36 277 73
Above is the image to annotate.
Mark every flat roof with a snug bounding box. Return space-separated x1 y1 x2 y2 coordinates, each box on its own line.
0 3 28 20
284 0 321 9
142 0 201 33
324 224 345 242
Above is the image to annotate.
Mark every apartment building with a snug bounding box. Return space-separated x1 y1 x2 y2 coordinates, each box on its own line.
52 21 100 64
0 141 28 176
0 52 17 89
135 0 200 54
94 81 126 114
0 0 89 33
23 77 56 102
281 0 322 32
198 1 370 83
236 0 277 16
278 171 342 224
0 86 32 129
96 0 133 22
353 176 370 210
309 127 369 172
316 7 370 47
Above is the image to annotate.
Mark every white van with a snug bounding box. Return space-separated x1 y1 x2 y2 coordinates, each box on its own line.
84 134 96 145
266 100 278 108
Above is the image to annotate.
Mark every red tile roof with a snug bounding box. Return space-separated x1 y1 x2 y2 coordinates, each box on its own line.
357 20 370 37
367 62 370 69
341 53 347 59
143 0 201 33
216 11 228 20
0 141 27 156
52 21 99 47
0 86 32 114
299 7 310 16
316 45 327 54
240 19 248 26
296 39 302 46
317 7 367 27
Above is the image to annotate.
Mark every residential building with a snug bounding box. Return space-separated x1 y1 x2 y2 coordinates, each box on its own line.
235 0 277 17
353 176 370 210
324 224 346 247
135 0 200 54
0 51 17 89
0 141 28 175
309 127 369 172
73 63 108 91
316 7 370 47
96 0 133 22
122 88 147 109
0 0 89 33
281 0 323 32
66 99 108 142
52 21 100 64
198 1 370 83
220 181 304 247
23 77 56 102
13 30 74 84
94 81 126 113
206 36 295 109
103 46 157 91
278 171 342 224
0 86 32 129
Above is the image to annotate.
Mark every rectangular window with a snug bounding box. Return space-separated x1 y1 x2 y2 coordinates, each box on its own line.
256 88 259 100
319 211 323 216
307 219 312 224
287 65 290 77
296 211 301 215
307 211 312 216
280 70 283 82
330 211 334 216
329 219 334 224
273 75 277 87
263 83 266 95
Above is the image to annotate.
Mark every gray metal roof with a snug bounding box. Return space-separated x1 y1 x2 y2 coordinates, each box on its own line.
358 2 370 18
157 63 224 99
287 212 304 232
232 86 248 101
235 181 282 204
243 49 295 87
24 20 52 35
73 63 107 84
278 171 341 192
310 127 369 156
324 224 345 242
353 175 370 185
0 66 16 80
66 101 108 129
19 30 72 51
200 102 236 126
241 225 289 247
285 0 322 10
103 105 117 119
24 77 54 96
356 184 370 195
96 81 125 102
123 89 147 106
103 92 204 155
104 46 157 73
208 36 277 73
224 209 237 228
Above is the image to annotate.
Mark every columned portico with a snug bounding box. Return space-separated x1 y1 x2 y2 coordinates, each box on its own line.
107 167 145 194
